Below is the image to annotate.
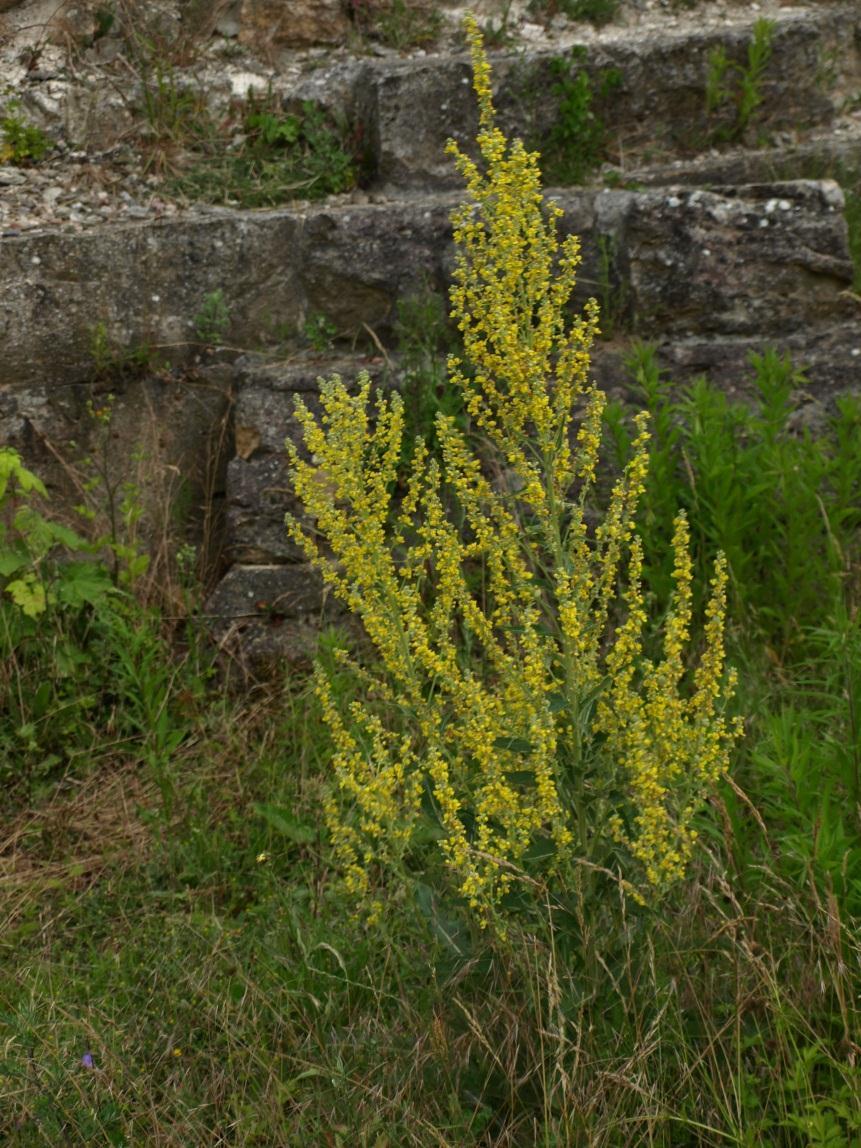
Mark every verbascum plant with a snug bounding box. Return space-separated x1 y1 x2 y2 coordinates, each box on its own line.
286 17 741 924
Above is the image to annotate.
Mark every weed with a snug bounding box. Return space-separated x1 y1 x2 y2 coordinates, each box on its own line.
171 98 357 208
288 19 737 928
531 0 620 27
75 395 151 590
118 29 211 150
845 187 861 293
560 0 619 26
0 102 50 165
302 311 338 353
540 49 622 184
89 321 159 382
194 289 231 346
482 0 516 48
705 17 775 143
595 231 628 337
349 0 442 51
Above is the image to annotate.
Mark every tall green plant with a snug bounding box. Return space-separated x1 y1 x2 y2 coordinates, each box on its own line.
0 446 197 803
610 345 861 657
705 17 775 142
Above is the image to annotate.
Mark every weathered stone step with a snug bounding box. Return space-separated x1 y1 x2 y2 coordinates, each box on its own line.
623 123 861 189
205 561 336 675
305 6 860 190
1 180 853 393
226 352 391 566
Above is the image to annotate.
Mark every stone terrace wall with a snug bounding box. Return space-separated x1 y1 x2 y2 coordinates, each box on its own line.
0 0 859 669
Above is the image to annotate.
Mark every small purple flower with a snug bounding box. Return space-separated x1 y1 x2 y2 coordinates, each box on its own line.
80 1052 94 1069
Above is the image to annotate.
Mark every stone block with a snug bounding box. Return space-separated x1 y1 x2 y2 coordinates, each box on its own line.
238 0 349 48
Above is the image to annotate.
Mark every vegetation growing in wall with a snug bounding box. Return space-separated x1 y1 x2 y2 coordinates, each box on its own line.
0 102 51 165
530 0 620 27
705 17 775 143
846 187 861 293
539 49 622 184
393 286 464 462
169 97 358 209
349 0 442 50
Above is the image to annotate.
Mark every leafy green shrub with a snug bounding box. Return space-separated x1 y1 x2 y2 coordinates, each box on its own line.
0 446 200 804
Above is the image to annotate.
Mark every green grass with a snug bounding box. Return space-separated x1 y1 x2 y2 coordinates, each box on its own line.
4 349 861 1144
169 99 358 209
531 0 620 28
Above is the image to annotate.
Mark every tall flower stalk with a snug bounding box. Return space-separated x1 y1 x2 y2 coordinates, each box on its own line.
286 17 741 925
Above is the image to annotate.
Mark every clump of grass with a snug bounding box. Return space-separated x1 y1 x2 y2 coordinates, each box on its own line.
170 98 357 208
531 0 621 28
349 0 442 51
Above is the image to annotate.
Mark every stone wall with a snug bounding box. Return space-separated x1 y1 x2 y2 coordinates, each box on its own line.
1 0 859 670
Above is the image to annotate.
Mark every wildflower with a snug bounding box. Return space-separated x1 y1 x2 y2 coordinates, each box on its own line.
287 16 740 921
256 851 268 864
80 1052 94 1069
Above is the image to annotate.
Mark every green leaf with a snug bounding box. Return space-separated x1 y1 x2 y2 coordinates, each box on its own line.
253 803 316 843
6 575 47 618
0 545 30 577
492 736 534 754
0 447 47 499
523 836 558 864
55 562 116 608
505 770 536 786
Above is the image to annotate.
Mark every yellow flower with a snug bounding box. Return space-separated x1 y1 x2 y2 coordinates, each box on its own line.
287 15 740 920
